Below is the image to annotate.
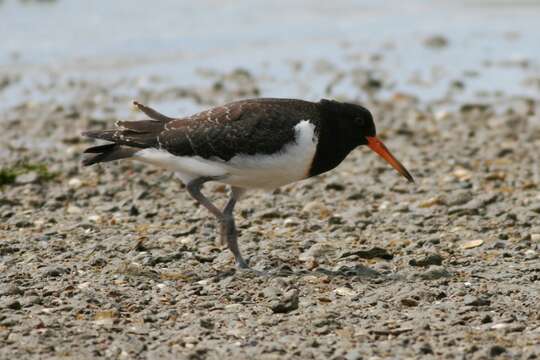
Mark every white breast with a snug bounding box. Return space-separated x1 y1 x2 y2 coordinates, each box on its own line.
134 120 318 189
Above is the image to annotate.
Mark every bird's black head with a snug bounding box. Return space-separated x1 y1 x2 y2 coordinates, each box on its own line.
318 99 414 182
319 99 376 144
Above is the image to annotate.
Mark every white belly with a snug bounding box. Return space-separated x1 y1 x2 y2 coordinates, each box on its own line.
133 120 318 189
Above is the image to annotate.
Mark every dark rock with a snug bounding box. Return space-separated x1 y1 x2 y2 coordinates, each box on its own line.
325 182 345 191
424 35 448 49
489 345 506 357
3 300 22 310
339 247 393 260
481 314 493 324
418 342 434 355
43 266 68 277
22 296 42 307
400 298 419 307
270 289 299 314
409 253 444 267
464 295 491 307
129 205 140 216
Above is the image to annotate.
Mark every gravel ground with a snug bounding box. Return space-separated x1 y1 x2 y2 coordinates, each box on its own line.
1 62 539 360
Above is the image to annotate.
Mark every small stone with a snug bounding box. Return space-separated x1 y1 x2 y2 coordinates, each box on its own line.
529 203 540 214
270 289 299 314
481 314 493 324
417 266 452 280
88 214 102 223
3 300 21 310
400 298 419 307
418 196 445 208
531 234 540 242
464 295 491 307
417 342 434 355
490 323 509 330
339 247 393 260
394 203 410 213
299 243 334 261
490 323 525 332
129 205 139 216
409 253 444 267
424 35 449 48
334 287 356 297
93 310 117 326
224 304 243 312
453 168 472 181
283 218 298 227
461 239 484 249
43 266 68 277
261 287 282 299
68 177 83 189
325 182 345 191
22 296 41 307
199 318 214 329
489 345 506 357
67 205 82 215
447 191 473 206
15 171 39 184
302 201 331 218
345 349 362 360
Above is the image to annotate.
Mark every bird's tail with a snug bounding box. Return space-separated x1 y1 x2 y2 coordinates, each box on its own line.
82 143 138 166
81 101 173 166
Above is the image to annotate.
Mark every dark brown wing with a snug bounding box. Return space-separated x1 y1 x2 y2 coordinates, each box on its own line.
158 99 316 161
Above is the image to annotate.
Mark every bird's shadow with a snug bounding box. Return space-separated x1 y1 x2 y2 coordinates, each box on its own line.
212 262 384 280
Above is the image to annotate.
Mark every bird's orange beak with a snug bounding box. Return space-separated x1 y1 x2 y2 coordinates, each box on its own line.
366 136 414 183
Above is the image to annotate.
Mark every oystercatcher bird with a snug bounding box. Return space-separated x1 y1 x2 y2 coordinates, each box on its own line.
82 98 413 269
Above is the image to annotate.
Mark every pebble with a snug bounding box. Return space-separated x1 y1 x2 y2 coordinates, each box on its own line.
299 243 334 261
461 239 484 249
531 234 540 242
301 201 331 217
424 35 449 48
2 299 22 310
417 266 452 280
409 253 443 267
529 203 540 214
21 296 41 307
88 214 102 223
270 289 299 314
43 266 68 277
15 171 38 184
334 287 356 297
464 295 491 307
418 196 445 208
67 205 82 215
489 345 506 357
400 298 419 307
68 177 83 189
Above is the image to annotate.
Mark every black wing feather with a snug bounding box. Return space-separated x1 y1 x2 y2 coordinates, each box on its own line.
158 101 313 161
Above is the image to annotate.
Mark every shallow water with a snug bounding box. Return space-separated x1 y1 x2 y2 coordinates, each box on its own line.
1 0 540 112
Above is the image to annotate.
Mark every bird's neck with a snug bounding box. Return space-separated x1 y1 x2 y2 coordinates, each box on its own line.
308 118 359 177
